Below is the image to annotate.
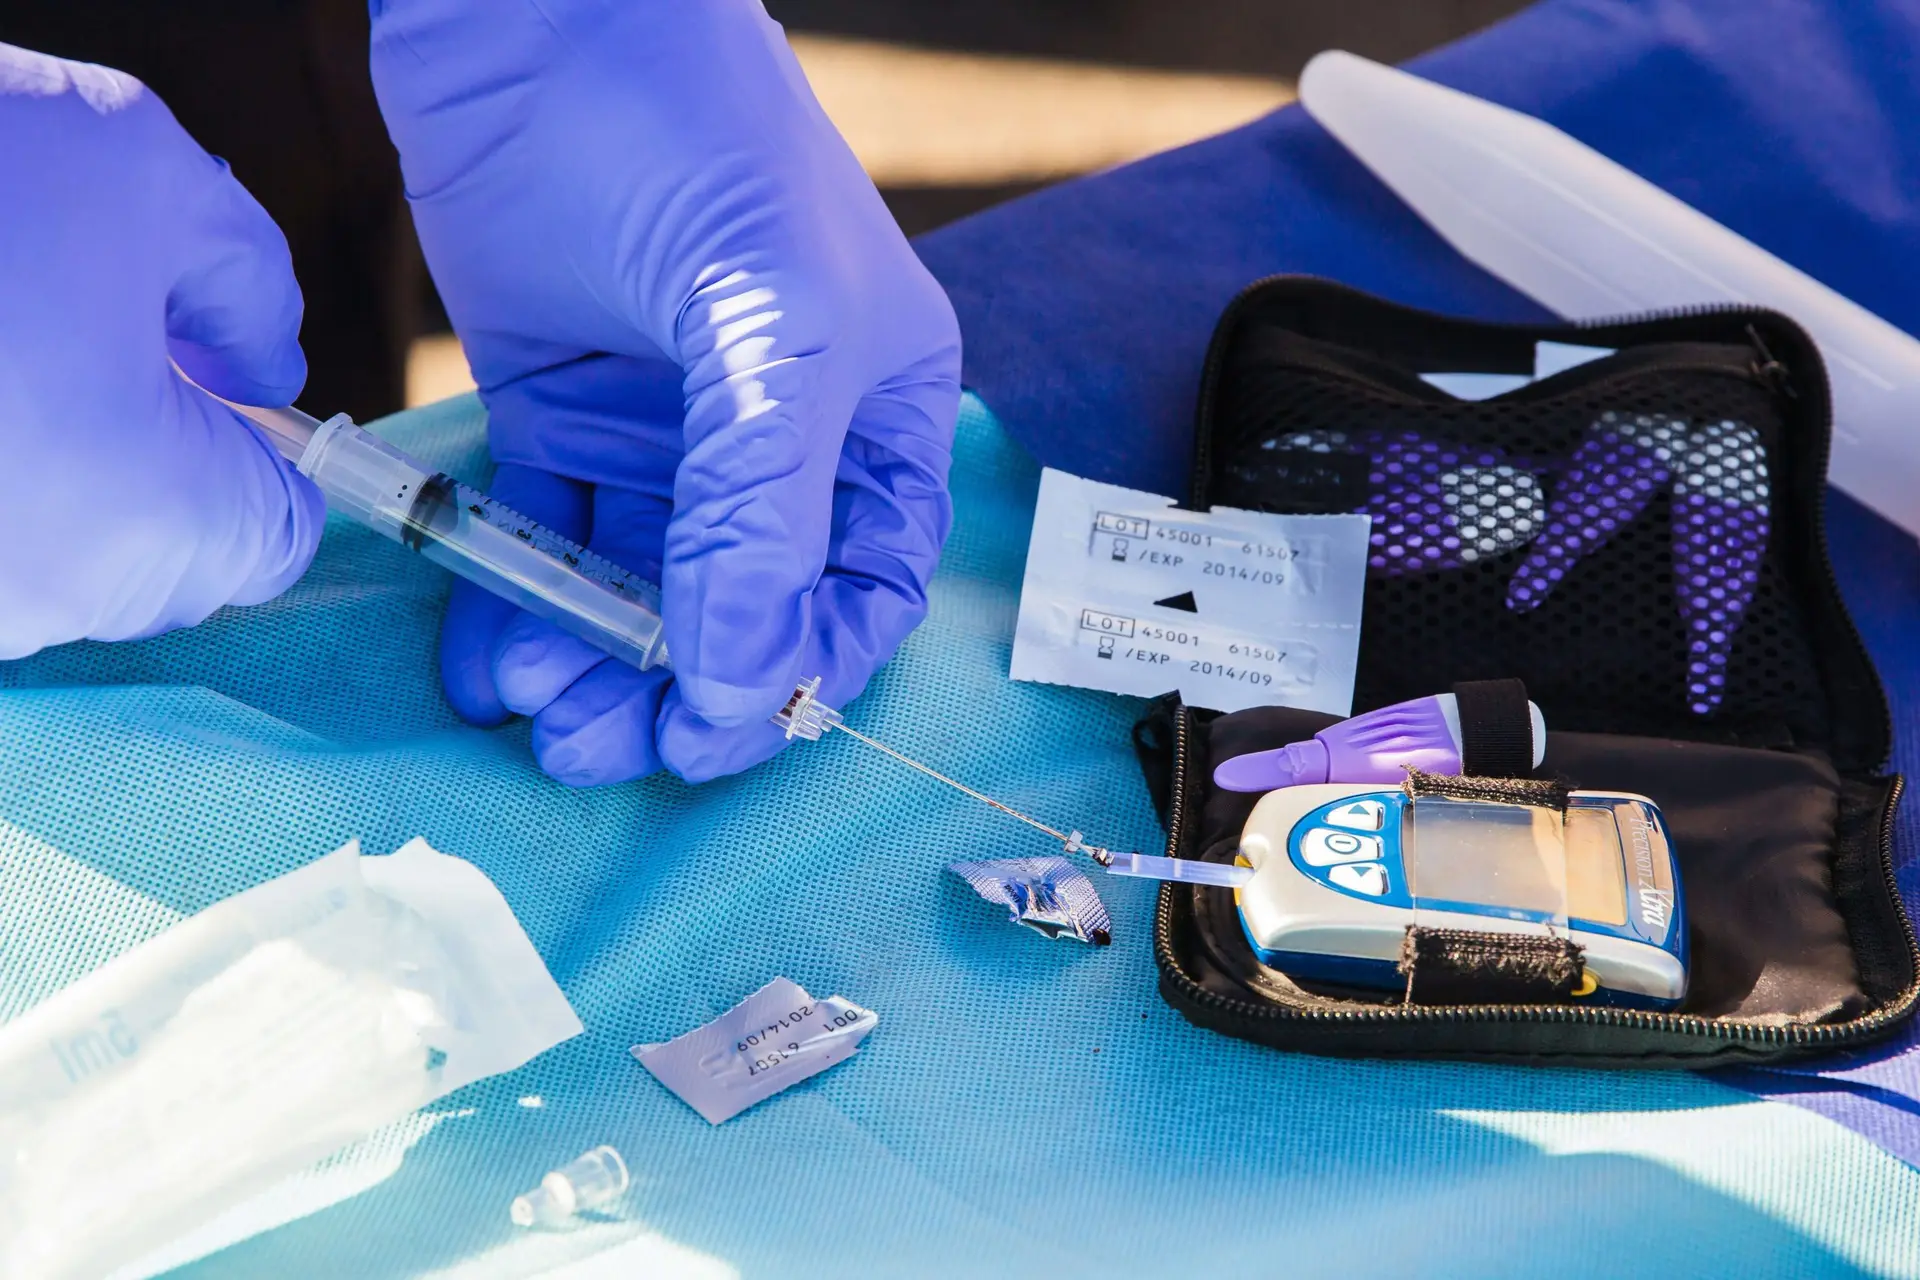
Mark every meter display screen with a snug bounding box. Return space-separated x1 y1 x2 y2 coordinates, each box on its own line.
1404 799 1568 923
1405 797 1634 927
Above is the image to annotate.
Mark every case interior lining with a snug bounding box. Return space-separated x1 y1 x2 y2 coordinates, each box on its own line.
1193 707 1863 1023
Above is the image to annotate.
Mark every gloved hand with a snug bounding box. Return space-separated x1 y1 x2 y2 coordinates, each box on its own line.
0 45 323 660
370 0 960 786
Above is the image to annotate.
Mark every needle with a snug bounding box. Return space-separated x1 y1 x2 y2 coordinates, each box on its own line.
825 720 1118 866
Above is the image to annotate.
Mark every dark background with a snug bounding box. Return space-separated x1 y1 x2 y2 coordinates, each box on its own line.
769 0 1525 72
2 0 1529 420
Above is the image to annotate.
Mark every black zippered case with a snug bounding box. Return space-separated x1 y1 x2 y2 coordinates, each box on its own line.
1134 276 1920 1066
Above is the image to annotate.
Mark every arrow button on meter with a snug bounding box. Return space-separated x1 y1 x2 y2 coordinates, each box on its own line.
1325 799 1387 831
1329 863 1390 897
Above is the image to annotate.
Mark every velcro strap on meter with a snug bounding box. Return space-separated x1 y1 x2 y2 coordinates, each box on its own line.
1399 761 1580 1004
1451 678 1536 778
1403 768 1570 812
1397 927 1585 1004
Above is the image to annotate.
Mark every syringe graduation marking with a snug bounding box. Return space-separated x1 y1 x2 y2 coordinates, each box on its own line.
405 475 661 610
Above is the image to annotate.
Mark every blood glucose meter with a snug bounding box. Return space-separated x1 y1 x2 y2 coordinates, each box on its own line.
1236 784 1687 1008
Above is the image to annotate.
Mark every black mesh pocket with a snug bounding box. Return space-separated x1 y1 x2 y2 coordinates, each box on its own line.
1207 327 1827 745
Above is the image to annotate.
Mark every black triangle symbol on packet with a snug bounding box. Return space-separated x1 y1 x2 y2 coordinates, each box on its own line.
1153 590 1199 613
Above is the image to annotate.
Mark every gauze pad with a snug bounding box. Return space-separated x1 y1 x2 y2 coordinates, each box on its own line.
0 837 580 1279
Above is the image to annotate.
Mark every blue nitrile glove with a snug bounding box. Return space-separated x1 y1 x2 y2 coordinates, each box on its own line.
370 0 960 786
0 45 323 661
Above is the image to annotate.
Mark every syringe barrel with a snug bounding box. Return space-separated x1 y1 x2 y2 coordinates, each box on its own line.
227 398 836 734
292 415 670 672
297 412 435 535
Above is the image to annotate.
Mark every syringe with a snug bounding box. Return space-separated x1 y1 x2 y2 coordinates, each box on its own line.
232 402 1122 864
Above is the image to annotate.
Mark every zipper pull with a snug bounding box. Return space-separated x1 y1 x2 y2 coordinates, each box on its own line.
1746 323 1798 399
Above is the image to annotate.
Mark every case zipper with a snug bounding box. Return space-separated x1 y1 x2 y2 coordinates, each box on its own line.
1151 701 1919 1045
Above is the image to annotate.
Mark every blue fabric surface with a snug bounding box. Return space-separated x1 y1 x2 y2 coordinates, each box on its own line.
3 397 1919 1276
916 0 1920 1160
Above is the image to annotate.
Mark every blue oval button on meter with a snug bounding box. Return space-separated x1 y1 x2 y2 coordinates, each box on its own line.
1235 784 1688 1008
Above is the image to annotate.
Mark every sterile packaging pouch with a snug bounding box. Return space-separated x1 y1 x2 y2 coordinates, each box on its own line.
0 837 582 1279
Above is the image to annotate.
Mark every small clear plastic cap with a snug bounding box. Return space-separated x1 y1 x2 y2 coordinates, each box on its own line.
510 1145 630 1228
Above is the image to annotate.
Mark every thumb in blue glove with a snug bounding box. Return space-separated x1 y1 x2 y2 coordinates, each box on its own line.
0 44 324 659
373 0 960 785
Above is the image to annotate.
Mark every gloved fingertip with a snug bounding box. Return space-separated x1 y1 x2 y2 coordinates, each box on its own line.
440 583 518 725
169 333 307 409
533 741 657 788
531 739 620 788
242 468 327 600
491 615 608 717
530 663 670 786
670 666 801 731
167 161 306 405
218 416 329 608
656 695 789 784
224 477 322 604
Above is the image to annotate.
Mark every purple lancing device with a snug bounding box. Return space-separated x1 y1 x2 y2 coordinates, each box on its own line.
1259 413 1770 714
1210 691 1546 792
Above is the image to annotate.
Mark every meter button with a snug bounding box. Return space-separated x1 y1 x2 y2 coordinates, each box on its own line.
1329 863 1389 897
1325 800 1387 831
1301 828 1382 866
